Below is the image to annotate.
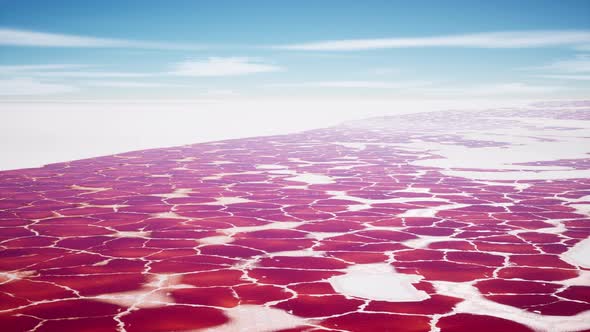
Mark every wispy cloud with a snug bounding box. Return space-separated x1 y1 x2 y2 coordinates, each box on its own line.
421 82 565 97
536 54 590 72
1 57 281 80
276 30 590 51
0 28 203 50
202 89 239 96
368 67 399 75
0 64 90 72
465 82 564 95
84 81 186 88
534 74 590 81
33 71 155 78
526 54 590 80
0 78 77 95
269 81 564 98
0 63 154 78
269 80 429 89
171 57 282 76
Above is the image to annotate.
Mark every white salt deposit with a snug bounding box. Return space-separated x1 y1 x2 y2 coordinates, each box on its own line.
198 221 305 245
433 281 590 332
95 274 192 308
256 164 287 169
285 173 335 185
269 169 298 175
150 211 186 219
197 235 235 245
445 170 590 181
399 116 590 180
561 237 590 269
332 142 368 150
0 271 35 282
326 190 449 212
0 99 532 171
328 263 429 302
226 221 304 234
569 203 590 217
173 157 196 162
269 250 323 257
207 305 309 332
70 184 111 193
403 236 462 249
110 230 151 238
203 171 263 180
474 180 531 191
399 187 431 194
152 188 192 199
205 197 252 205
398 204 469 218
305 232 342 240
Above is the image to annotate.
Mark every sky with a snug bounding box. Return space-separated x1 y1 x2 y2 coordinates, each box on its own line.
1 0 590 101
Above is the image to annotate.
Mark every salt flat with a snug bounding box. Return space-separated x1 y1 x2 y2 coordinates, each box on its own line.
0 101 588 332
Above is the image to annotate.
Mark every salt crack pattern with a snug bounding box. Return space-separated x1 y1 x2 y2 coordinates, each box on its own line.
1 102 590 332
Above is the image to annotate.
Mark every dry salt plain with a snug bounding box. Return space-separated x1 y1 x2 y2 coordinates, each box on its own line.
1 101 590 332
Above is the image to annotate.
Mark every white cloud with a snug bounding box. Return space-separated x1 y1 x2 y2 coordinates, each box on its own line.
33 71 154 78
0 28 201 50
276 30 590 51
526 54 590 80
534 74 590 81
84 81 186 88
269 80 429 89
369 67 399 75
421 82 564 97
202 89 239 96
466 82 564 95
537 54 590 72
0 57 280 80
171 57 282 76
0 65 153 79
0 63 159 78
0 64 90 72
0 78 77 95
266 81 567 98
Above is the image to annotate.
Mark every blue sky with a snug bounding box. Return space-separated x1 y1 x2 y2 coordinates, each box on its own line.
1 0 589 100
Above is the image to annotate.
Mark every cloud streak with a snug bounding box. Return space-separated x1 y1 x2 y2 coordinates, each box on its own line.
32 71 155 78
1 57 283 80
0 64 90 72
534 74 590 81
276 30 590 51
526 54 590 80
0 28 203 50
419 82 565 97
0 78 77 95
269 80 430 89
171 57 282 76
83 81 187 88
536 54 590 72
